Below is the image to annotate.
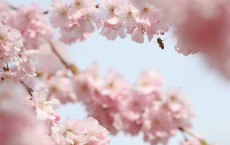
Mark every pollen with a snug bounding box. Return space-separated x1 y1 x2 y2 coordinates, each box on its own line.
143 7 149 13
0 35 4 41
110 7 115 16
75 1 81 9
59 10 67 16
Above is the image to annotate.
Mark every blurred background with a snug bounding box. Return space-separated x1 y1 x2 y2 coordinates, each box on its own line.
9 0 230 145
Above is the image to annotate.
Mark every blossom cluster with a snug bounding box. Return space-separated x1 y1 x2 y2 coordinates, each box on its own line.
0 0 222 145
1 0 230 78
0 2 53 50
0 84 54 145
50 0 230 78
145 0 230 78
49 0 168 44
51 117 110 145
0 22 36 84
8 4 54 49
73 63 193 145
0 81 110 145
49 0 96 43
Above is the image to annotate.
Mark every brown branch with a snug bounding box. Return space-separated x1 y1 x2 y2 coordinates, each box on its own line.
43 11 49 14
7 3 48 14
49 41 69 67
178 127 208 145
7 4 17 10
48 41 78 75
20 81 33 97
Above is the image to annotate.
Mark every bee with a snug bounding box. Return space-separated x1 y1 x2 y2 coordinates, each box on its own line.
157 38 164 49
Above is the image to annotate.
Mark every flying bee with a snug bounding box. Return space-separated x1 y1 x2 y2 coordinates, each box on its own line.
157 37 164 49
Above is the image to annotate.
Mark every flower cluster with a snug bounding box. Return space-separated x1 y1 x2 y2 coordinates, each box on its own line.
45 71 77 104
49 0 168 44
0 22 36 84
146 0 230 78
0 1 221 145
8 4 54 49
0 82 110 145
49 0 96 43
51 117 110 145
98 0 168 42
74 63 193 145
0 85 54 145
31 89 60 121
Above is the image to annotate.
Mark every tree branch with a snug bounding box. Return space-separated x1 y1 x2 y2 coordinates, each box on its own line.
48 41 78 75
20 81 33 97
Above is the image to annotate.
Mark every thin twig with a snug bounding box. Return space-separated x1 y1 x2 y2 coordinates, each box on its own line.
43 11 49 14
20 81 33 97
8 4 17 10
7 3 48 14
178 127 208 144
49 41 78 75
49 41 69 67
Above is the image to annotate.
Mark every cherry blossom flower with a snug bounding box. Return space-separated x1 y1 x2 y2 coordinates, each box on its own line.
100 17 126 40
0 2 14 23
46 71 77 104
51 117 110 145
87 104 121 135
164 88 193 129
49 0 96 44
142 102 174 145
69 0 96 19
31 89 60 121
0 86 54 145
0 23 37 84
136 70 163 95
98 0 127 40
9 4 53 49
119 92 147 135
149 0 230 78
49 0 71 29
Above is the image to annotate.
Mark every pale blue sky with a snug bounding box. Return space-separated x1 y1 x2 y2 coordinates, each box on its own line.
9 0 230 145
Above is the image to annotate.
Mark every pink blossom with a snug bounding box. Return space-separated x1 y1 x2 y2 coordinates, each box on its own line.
115 2 138 34
119 92 147 135
156 0 230 79
98 0 127 40
31 89 60 121
142 102 174 145
97 70 130 106
0 23 37 83
87 104 120 135
163 88 194 130
49 0 71 29
99 0 120 19
74 62 104 104
131 18 150 43
51 117 110 145
9 4 53 49
46 71 77 104
0 87 54 145
69 0 96 20
136 70 163 95
49 0 96 44
0 2 14 23
0 22 22 64
100 18 126 40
